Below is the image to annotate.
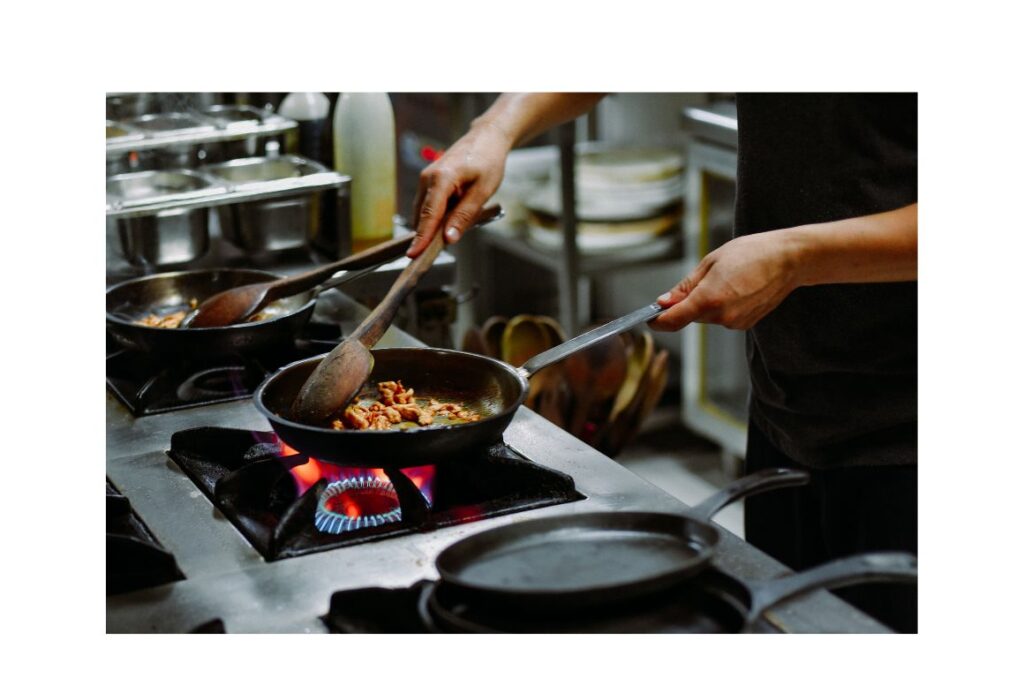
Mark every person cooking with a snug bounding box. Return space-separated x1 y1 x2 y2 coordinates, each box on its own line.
406 93 917 633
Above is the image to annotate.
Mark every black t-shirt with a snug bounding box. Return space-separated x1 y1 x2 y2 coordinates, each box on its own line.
734 93 917 469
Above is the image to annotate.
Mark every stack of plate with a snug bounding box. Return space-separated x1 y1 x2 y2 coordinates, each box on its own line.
525 147 684 252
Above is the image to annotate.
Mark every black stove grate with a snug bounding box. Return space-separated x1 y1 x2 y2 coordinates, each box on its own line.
320 580 782 634
167 426 585 561
106 323 342 416
107 479 185 596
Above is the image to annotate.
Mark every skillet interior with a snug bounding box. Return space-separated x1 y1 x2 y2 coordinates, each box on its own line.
260 348 525 424
254 348 529 466
106 269 313 324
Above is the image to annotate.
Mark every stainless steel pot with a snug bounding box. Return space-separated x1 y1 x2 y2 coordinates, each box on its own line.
204 155 326 252
107 170 218 266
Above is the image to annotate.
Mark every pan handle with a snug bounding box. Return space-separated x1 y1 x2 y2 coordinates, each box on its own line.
261 233 417 302
689 468 810 522
416 581 444 633
309 259 393 297
744 552 918 632
518 303 665 378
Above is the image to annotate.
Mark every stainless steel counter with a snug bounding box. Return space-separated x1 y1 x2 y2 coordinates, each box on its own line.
106 291 891 633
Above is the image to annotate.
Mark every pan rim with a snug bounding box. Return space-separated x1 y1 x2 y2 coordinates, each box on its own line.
105 267 316 332
253 347 530 438
433 510 717 598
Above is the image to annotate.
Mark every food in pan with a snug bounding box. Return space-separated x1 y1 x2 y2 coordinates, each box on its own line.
330 380 482 431
138 309 189 328
136 298 197 328
135 297 272 328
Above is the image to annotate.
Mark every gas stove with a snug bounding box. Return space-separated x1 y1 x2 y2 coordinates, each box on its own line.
105 288 893 634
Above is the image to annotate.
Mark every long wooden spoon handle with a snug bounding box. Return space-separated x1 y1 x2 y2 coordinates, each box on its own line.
349 204 504 349
266 232 417 301
348 229 445 349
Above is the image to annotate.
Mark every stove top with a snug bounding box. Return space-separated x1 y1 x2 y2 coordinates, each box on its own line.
105 290 893 634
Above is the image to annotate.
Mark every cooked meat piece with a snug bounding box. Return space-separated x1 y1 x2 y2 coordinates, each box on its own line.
342 405 371 430
392 404 422 422
137 310 188 329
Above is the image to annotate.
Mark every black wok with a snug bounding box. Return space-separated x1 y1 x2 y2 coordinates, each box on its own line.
106 266 376 358
253 303 665 467
418 552 918 633
430 468 810 613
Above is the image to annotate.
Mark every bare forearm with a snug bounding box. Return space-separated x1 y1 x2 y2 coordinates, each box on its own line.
472 93 606 149
785 203 918 286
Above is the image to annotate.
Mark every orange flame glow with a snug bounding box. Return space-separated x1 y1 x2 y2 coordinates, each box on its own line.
277 439 436 512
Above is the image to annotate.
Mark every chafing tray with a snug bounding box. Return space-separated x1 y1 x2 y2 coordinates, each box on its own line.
203 155 331 252
106 157 350 263
106 169 224 266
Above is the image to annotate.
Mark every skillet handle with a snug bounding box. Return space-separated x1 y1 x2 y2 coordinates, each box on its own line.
263 232 416 302
416 581 444 633
744 552 918 632
518 303 664 378
310 259 392 297
689 468 810 522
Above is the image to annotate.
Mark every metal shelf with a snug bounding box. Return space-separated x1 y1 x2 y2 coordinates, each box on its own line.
476 226 681 276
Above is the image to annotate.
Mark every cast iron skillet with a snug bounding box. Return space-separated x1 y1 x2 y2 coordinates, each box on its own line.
253 303 665 467
431 468 810 613
107 268 319 357
105 258 391 358
418 552 918 633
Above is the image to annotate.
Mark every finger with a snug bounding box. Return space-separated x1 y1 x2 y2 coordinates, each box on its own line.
648 291 707 332
439 185 490 245
407 171 458 257
656 258 712 308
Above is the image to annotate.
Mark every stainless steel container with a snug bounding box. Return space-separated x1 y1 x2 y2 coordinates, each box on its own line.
107 170 218 266
106 92 159 120
204 155 325 252
127 113 215 170
106 121 144 175
201 104 279 161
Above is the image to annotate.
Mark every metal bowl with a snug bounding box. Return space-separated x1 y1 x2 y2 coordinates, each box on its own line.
204 155 326 252
107 170 216 267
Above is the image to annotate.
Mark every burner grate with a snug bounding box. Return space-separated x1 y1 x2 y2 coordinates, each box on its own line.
107 479 185 596
167 427 584 561
106 323 342 416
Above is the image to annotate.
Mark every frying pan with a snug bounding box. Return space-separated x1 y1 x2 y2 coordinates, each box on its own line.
417 552 918 633
253 303 666 467
430 468 810 613
105 265 380 358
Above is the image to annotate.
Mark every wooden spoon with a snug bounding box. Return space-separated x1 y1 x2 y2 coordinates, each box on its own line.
290 205 504 424
184 232 417 328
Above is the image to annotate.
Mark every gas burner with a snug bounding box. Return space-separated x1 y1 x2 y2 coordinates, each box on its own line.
167 426 584 561
315 477 406 534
